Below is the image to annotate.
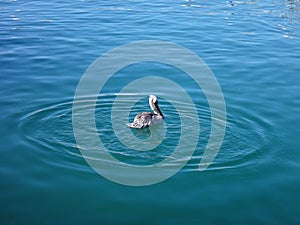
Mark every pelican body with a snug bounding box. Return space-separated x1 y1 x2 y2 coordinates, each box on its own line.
127 95 164 129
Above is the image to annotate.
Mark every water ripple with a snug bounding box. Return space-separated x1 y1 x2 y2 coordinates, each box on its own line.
18 92 272 174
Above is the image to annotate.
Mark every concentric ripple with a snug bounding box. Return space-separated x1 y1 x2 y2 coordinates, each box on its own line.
18 92 271 175
18 97 85 171
185 102 273 172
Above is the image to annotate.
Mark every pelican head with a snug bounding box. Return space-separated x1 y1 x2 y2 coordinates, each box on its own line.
149 94 157 106
149 95 163 118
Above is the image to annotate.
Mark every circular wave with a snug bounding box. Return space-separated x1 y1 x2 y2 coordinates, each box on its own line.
18 97 86 171
184 102 273 172
18 93 271 175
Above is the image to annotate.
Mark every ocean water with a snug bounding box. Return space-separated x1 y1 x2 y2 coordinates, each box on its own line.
1 0 300 224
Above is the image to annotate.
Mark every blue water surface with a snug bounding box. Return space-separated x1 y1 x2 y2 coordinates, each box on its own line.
1 0 300 224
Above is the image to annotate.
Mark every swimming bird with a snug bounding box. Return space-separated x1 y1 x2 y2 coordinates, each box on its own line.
127 95 164 129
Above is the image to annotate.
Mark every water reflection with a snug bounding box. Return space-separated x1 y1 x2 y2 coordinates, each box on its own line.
227 0 256 7
286 0 300 10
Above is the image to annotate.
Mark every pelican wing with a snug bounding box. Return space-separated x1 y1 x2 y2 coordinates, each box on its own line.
127 112 154 129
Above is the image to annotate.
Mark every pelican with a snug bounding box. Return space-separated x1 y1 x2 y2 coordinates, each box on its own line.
127 95 164 129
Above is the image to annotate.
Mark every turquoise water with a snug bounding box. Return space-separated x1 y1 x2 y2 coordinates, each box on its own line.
1 0 300 224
